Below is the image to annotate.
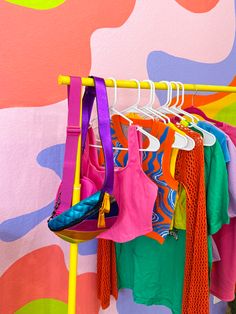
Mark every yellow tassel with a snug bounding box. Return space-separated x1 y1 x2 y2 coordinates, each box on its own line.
97 192 110 228
102 192 110 214
97 210 106 228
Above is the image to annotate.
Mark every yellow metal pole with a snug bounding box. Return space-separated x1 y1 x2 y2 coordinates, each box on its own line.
68 242 78 314
58 75 236 93
67 88 83 314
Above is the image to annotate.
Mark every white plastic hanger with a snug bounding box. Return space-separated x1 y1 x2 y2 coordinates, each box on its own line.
141 80 167 124
108 77 134 124
170 81 197 123
159 81 196 150
157 80 186 121
121 79 154 120
162 81 195 150
149 80 194 150
170 81 216 146
140 80 192 150
131 79 158 120
90 77 160 152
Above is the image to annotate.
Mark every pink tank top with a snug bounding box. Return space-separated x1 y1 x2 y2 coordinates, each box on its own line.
82 125 158 242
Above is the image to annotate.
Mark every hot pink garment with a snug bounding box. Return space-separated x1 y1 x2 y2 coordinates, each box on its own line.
213 123 236 218
211 217 236 301
81 125 158 242
98 125 158 242
216 122 236 147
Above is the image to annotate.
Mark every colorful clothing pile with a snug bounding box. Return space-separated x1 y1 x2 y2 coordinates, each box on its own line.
95 113 236 314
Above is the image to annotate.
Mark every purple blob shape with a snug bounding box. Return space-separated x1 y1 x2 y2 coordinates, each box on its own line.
0 201 54 242
210 295 227 314
37 144 65 179
0 144 66 242
116 288 227 314
78 238 98 255
147 19 236 104
116 289 171 314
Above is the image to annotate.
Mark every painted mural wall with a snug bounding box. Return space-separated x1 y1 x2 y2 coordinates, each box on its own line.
0 1 235 313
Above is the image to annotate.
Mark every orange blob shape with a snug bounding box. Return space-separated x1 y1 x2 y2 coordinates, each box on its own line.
175 0 219 13
0 245 100 314
0 0 135 108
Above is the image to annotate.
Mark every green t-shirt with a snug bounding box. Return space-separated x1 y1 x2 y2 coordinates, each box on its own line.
116 231 186 314
193 130 229 235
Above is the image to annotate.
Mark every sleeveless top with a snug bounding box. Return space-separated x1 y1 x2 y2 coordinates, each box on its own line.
82 125 157 241
109 114 179 243
97 125 158 242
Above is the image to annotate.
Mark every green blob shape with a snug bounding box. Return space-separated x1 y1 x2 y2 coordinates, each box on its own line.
5 0 65 10
215 102 236 126
15 298 68 314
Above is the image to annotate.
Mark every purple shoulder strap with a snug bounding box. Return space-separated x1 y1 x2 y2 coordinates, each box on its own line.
94 77 114 194
58 76 82 212
57 76 114 215
81 76 114 194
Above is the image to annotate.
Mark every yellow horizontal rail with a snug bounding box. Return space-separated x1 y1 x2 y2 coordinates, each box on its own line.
58 75 236 93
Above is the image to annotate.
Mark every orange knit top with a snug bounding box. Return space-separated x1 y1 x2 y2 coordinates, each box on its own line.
175 125 209 314
97 239 118 309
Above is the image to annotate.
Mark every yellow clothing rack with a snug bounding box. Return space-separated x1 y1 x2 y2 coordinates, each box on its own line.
59 75 236 93
57 75 236 314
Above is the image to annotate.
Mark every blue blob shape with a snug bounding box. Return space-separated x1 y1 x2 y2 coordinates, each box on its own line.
116 289 171 314
37 144 65 179
0 201 54 242
79 239 98 255
147 27 236 105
